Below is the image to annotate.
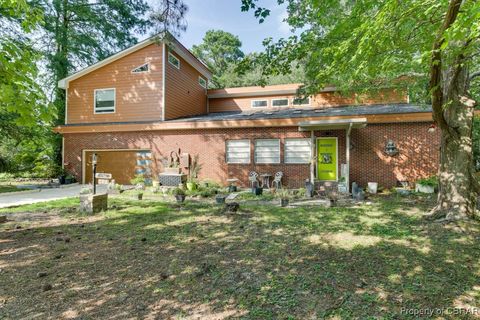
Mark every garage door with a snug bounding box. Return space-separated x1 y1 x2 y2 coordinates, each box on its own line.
84 150 153 185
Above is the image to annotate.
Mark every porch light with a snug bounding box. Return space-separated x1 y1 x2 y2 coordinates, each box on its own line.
92 153 98 165
384 140 399 156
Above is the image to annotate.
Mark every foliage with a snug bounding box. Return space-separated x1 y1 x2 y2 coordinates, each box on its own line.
130 174 145 186
416 176 438 188
172 187 185 196
275 189 292 200
149 0 188 37
192 30 245 88
191 30 305 88
79 187 92 194
241 0 480 219
474 117 480 170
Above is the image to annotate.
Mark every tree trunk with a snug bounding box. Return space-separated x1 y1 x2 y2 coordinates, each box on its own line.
429 64 478 221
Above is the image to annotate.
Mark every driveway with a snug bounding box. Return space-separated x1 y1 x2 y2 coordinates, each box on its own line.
0 185 107 208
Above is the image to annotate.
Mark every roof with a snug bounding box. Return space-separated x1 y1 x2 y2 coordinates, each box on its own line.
58 32 213 89
207 83 337 98
170 103 432 122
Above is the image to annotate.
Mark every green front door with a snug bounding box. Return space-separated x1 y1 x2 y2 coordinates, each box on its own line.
317 138 337 181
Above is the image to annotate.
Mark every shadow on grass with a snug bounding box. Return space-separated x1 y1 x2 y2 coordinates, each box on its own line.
0 195 479 319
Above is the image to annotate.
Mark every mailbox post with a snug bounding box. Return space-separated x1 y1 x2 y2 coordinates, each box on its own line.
92 153 98 195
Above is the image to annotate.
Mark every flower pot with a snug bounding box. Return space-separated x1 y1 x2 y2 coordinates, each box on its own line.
164 167 181 174
137 194 143 200
58 175 66 185
216 195 227 204
175 195 186 203
415 183 434 194
254 187 263 196
367 182 378 194
228 185 237 193
281 199 289 207
186 182 197 191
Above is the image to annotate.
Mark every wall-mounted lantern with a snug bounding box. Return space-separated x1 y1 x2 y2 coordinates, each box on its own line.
384 140 399 156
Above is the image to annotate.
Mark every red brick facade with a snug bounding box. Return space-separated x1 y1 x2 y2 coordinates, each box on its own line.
63 122 440 189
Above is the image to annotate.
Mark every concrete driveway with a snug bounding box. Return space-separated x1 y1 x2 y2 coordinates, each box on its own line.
0 185 107 208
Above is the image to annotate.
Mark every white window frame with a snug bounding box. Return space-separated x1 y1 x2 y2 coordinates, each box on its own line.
251 99 268 108
284 138 312 164
94 88 116 114
292 96 311 106
131 63 150 74
271 98 289 107
168 52 180 69
226 139 251 164
254 139 281 164
198 76 207 88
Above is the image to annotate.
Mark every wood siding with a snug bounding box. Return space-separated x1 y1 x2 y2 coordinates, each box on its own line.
164 46 208 120
208 88 408 113
66 44 163 124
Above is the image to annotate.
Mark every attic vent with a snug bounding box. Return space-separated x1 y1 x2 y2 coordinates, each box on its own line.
132 63 149 73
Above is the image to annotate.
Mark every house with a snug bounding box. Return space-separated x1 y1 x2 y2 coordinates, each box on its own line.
54 34 440 189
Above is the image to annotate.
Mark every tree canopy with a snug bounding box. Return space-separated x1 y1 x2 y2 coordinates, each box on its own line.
242 0 480 220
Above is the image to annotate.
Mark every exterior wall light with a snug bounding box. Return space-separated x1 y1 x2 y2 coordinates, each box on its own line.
384 140 399 156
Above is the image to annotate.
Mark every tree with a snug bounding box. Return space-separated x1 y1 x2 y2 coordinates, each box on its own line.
192 30 245 88
0 0 50 128
241 0 480 221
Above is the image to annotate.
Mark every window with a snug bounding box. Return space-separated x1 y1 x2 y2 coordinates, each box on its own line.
131 63 149 73
292 96 311 106
94 89 115 113
168 52 180 69
251 100 268 108
226 140 250 164
198 76 207 88
271 98 289 107
255 139 280 164
285 139 312 163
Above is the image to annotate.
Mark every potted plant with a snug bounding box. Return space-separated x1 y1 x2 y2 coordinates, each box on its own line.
137 191 144 200
338 176 348 193
57 167 67 185
130 174 146 190
327 190 339 207
276 189 291 207
415 176 437 194
254 186 263 196
172 187 186 203
65 174 75 184
215 192 227 204
186 177 197 191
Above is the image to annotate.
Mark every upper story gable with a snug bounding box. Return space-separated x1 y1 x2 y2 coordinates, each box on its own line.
60 34 212 125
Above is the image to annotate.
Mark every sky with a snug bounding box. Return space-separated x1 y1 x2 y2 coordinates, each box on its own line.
146 0 293 53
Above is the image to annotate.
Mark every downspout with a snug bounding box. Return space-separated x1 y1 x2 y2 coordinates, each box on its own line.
346 123 352 193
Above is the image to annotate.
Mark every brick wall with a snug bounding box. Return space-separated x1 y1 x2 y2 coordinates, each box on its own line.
63 122 440 189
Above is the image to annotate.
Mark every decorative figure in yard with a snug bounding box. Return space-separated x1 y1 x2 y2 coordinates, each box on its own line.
384 140 399 156
169 149 180 168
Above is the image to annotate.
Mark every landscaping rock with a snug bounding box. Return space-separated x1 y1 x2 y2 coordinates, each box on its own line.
224 202 240 213
15 225 22 230
64 237 71 243
42 284 53 292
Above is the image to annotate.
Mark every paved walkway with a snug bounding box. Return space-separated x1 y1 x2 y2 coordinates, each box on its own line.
0 185 107 208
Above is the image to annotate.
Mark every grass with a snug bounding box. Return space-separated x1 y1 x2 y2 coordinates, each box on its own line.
0 192 479 319
0 184 21 193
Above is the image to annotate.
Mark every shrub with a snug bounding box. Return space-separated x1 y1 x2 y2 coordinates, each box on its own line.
130 174 145 186
172 187 185 196
416 176 438 187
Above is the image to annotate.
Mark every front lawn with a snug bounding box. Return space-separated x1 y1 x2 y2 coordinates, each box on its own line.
0 194 479 319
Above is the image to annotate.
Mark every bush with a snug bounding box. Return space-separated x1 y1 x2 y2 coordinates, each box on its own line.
416 176 438 187
172 187 186 196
